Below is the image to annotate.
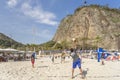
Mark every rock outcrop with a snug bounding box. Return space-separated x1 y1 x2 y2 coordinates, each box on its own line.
53 5 120 50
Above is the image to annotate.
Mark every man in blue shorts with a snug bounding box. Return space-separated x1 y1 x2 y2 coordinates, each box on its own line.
70 48 83 79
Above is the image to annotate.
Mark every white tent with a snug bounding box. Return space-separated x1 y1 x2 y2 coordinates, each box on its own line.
0 48 18 52
4 48 18 52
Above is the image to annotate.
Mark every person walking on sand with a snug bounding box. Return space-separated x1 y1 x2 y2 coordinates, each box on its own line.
61 50 66 63
31 53 36 68
70 48 83 79
51 54 54 63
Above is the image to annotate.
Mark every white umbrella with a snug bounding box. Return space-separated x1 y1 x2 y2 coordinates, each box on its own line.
0 48 5 52
4 48 18 52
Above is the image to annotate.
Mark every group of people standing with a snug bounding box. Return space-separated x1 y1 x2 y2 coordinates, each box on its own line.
30 47 83 79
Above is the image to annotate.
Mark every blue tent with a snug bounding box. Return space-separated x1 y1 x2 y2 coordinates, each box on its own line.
97 48 112 62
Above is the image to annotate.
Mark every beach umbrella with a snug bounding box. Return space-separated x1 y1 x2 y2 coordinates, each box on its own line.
4 48 18 52
0 48 5 52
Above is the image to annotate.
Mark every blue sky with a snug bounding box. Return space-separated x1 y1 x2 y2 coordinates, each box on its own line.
0 0 120 44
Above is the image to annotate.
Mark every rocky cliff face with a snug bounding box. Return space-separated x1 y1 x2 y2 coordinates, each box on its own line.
53 5 120 50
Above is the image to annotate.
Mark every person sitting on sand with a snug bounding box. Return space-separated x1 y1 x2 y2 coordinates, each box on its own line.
70 48 83 79
61 51 66 63
101 52 106 65
118 54 120 61
31 53 35 68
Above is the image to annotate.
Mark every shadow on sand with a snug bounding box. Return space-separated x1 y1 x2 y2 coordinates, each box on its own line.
37 66 48 68
73 68 89 79
82 68 89 79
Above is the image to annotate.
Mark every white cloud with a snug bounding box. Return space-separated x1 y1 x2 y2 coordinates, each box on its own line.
6 0 58 26
7 0 17 8
21 2 58 26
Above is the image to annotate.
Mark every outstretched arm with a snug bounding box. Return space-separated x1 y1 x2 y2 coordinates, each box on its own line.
77 53 82 61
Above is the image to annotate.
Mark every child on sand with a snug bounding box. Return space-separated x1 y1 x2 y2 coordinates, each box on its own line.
31 53 35 68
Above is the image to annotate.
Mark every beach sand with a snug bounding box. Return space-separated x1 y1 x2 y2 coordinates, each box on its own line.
0 57 120 80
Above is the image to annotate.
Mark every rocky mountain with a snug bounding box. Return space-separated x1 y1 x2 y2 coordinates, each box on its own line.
53 5 120 50
0 33 24 49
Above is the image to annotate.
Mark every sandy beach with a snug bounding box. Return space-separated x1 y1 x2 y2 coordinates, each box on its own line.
0 57 120 80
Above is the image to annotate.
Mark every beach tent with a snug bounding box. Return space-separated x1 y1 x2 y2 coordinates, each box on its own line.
97 48 103 62
97 48 108 62
0 48 18 52
4 48 18 52
0 48 5 52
